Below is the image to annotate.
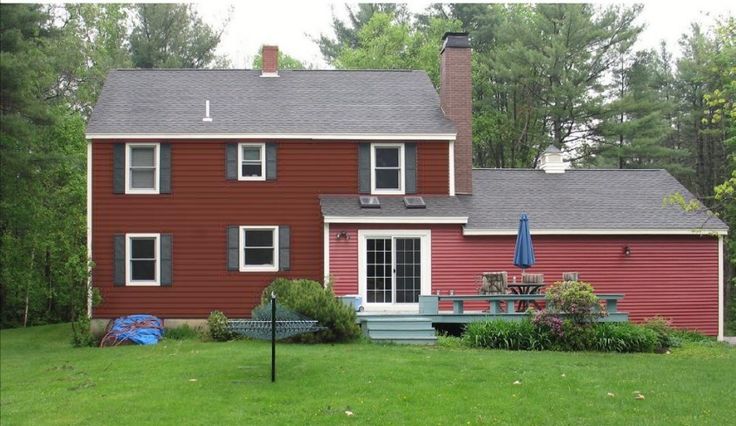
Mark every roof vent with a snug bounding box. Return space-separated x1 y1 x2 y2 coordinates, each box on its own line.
359 196 380 208
202 100 213 122
403 196 426 209
538 145 567 174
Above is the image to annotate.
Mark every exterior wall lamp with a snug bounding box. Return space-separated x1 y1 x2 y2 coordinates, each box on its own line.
623 246 632 257
336 231 350 240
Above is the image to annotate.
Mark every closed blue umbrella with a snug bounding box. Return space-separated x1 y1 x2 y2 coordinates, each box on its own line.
513 213 536 270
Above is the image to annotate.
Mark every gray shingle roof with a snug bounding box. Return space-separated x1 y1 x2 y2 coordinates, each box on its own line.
320 195 468 219
87 69 456 136
463 169 728 232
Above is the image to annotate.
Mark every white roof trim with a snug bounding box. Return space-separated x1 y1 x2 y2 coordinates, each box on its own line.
324 216 468 224
86 132 457 141
463 228 728 236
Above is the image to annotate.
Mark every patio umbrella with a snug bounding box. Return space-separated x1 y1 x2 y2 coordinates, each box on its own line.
513 213 536 270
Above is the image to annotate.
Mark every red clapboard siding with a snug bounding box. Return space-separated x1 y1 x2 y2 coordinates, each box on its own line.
91 140 449 319
329 224 720 335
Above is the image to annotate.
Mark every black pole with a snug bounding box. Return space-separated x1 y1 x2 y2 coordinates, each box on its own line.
271 291 276 383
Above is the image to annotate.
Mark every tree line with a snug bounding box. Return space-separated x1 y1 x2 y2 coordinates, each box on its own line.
1 3 733 330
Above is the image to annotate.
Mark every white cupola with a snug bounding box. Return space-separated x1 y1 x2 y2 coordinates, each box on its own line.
538 145 568 173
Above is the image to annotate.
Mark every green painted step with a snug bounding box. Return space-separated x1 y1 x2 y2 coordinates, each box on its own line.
359 316 436 345
371 336 438 345
364 321 434 331
367 329 436 339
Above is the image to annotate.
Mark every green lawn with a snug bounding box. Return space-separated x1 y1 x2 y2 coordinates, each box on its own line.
1 325 734 425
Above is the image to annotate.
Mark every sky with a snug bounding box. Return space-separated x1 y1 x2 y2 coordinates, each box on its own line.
196 0 735 69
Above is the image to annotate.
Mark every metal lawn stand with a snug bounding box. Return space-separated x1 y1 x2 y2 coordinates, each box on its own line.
228 292 323 382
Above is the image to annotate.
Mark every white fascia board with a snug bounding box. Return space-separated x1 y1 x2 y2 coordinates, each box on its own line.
85 133 457 141
462 228 728 236
324 216 468 224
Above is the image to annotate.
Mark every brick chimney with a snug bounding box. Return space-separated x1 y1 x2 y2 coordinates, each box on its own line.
440 32 472 194
261 45 278 77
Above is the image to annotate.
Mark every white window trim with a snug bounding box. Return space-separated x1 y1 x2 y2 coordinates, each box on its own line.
238 143 266 181
125 233 160 286
239 225 279 272
125 143 160 194
357 229 431 312
371 143 405 195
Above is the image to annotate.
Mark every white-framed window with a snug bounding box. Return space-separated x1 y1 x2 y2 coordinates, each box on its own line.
239 226 279 272
371 143 404 194
238 143 266 181
126 233 160 286
125 143 160 194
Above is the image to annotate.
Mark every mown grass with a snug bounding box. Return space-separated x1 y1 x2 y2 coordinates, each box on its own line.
1 324 734 425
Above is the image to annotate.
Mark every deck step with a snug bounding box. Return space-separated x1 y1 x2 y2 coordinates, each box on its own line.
360 316 436 345
371 337 438 345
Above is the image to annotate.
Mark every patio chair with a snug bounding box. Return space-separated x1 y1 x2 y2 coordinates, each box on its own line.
562 272 579 281
479 271 508 295
521 273 544 284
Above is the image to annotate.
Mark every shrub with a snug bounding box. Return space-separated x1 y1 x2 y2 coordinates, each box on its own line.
165 324 200 340
70 311 97 347
463 319 551 350
545 280 604 325
207 310 234 342
463 319 661 353
641 316 679 350
261 278 361 343
592 323 658 353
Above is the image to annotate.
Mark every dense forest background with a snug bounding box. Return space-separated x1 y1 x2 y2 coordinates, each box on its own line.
1 4 734 332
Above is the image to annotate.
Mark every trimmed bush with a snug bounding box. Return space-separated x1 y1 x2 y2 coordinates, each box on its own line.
261 278 361 343
592 323 658 353
463 319 551 350
463 319 660 353
207 310 234 342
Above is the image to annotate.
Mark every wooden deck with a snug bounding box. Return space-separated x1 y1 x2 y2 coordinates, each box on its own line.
348 294 629 344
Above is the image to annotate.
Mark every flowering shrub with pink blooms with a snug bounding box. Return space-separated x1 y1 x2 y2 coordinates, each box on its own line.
544 280 605 325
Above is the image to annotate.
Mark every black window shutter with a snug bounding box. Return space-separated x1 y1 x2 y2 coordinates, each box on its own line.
160 234 173 286
113 144 125 194
227 226 239 271
279 226 290 271
358 143 370 193
226 143 237 180
159 144 171 194
405 143 417 194
266 143 277 180
113 234 125 286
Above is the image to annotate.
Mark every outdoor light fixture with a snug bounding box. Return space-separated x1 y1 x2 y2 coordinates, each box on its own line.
623 246 632 257
336 231 349 240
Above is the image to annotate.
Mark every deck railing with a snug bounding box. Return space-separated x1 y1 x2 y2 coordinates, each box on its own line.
418 294 627 322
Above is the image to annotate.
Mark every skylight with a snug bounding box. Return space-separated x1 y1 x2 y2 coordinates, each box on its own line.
403 196 426 209
359 196 380 208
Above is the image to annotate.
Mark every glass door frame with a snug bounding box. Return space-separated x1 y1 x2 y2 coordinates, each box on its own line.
357 229 431 311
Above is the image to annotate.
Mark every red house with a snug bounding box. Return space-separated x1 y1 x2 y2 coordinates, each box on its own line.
86 33 727 339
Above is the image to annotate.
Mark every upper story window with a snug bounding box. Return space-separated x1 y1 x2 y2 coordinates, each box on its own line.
126 143 160 194
371 143 404 194
238 143 265 181
126 233 160 285
239 226 279 272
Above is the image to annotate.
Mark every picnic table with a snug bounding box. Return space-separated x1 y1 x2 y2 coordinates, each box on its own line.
507 283 544 311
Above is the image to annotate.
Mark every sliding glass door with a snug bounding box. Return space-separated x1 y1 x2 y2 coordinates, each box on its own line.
365 236 422 304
